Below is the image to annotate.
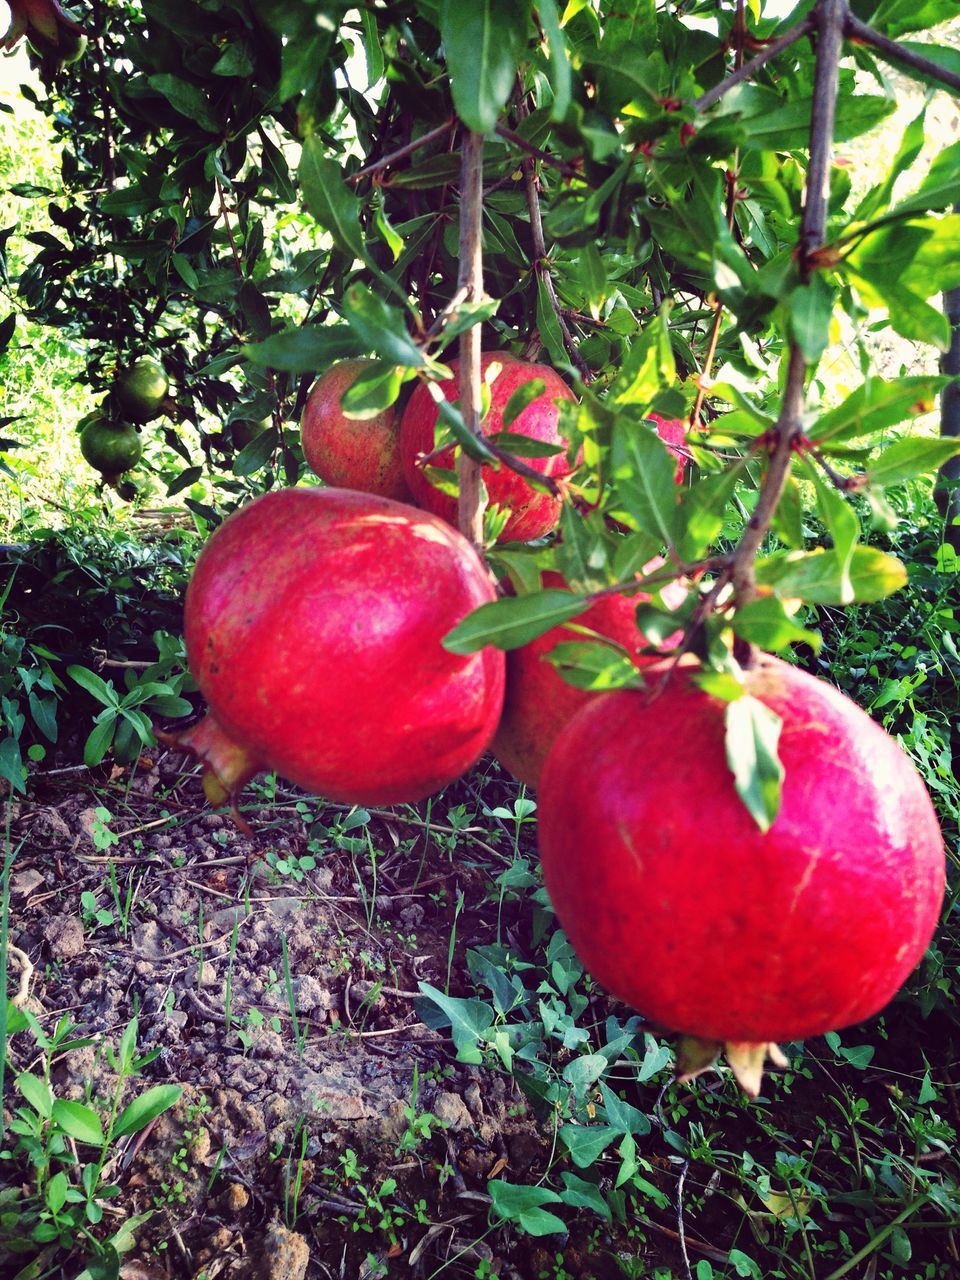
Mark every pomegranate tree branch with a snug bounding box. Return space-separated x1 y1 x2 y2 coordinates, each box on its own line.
845 16 960 94
493 123 581 178
692 17 815 114
456 129 486 547
519 138 593 382
728 0 846 611
346 118 455 186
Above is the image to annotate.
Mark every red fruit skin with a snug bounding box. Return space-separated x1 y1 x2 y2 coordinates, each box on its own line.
399 353 578 542
538 657 945 1043
493 567 683 789
647 412 688 484
184 488 505 806
301 359 411 502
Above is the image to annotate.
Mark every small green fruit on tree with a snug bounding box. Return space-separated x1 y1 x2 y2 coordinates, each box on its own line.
113 358 169 425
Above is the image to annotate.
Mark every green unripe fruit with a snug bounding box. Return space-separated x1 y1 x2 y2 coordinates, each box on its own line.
114 358 169 424
80 418 143 478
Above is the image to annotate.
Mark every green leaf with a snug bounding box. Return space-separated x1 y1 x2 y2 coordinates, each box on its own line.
536 275 567 367
487 431 564 458
67 665 117 707
299 137 368 263
233 427 278 477
166 466 203 497
537 0 571 119
415 983 494 1064
83 718 116 768
608 319 675 409
442 589 589 654
45 1170 68 1215
755 546 908 604
343 285 425 367
731 598 821 653
598 1082 653 1136
812 376 944 444
869 0 958 39
431 391 500 464
611 422 682 548
810 469 860 606
501 379 546 429
113 1084 183 1139
147 75 220 133
242 326 363 373
439 0 532 134
787 275 834 362
739 93 894 152
341 362 403 418
558 1172 612 1222
16 1072 53 1119
897 139 960 216
559 1123 618 1167
866 436 960 488
724 695 784 833
548 641 644 690
488 1179 566 1236
51 1099 105 1145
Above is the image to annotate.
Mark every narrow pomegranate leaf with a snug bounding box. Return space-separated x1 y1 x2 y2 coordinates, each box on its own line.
242 327 363 373
866 436 960 488
537 0 571 119
501 379 545 429
611 421 683 549
724 695 784 833
340 361 403 419
730 598 821 654
547 640 643 691
812 375 945 443
343 284 424 368
439 0 532 134
442 590 589 654
755 545 907 604
487 431 564 458
809 467 860 606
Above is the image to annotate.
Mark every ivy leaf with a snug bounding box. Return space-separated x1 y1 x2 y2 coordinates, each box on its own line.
488 1180 566 1236
415 983 495 1064
439 0 532 134
558 1172 612 1222
443 590 589 654
724 695 784 833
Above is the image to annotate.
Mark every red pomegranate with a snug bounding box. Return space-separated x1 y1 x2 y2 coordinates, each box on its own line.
493 566 685 788
301 359 411 501
399 353 578 542
176 488 505 807
647 412 688 483
538 657 945 1052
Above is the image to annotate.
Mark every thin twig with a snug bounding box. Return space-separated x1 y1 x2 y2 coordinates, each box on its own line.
493 123 581 178
456 129 487 547
692 17 816 113
845 16 960 93
346 117 456 186
518 143 592 381
727 0 846 612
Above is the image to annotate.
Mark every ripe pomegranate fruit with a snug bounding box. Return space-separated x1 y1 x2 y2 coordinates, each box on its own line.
538 656 945 1085
301 360 411 501
175 488 505 807
399 353 578 542
492 566 685 789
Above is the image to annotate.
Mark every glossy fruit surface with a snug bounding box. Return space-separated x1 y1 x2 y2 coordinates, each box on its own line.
301 359 409 501
79 418 143 476
183 488 505 806
114 357 169 424
493 567 683 788
538 656 945 1043
399 353 577 542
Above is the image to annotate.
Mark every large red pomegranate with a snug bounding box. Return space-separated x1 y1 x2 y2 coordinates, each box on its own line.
538 656 945 1057
177 488 505 806
399 353 578 542
492 566 685 788
301 359 411 501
